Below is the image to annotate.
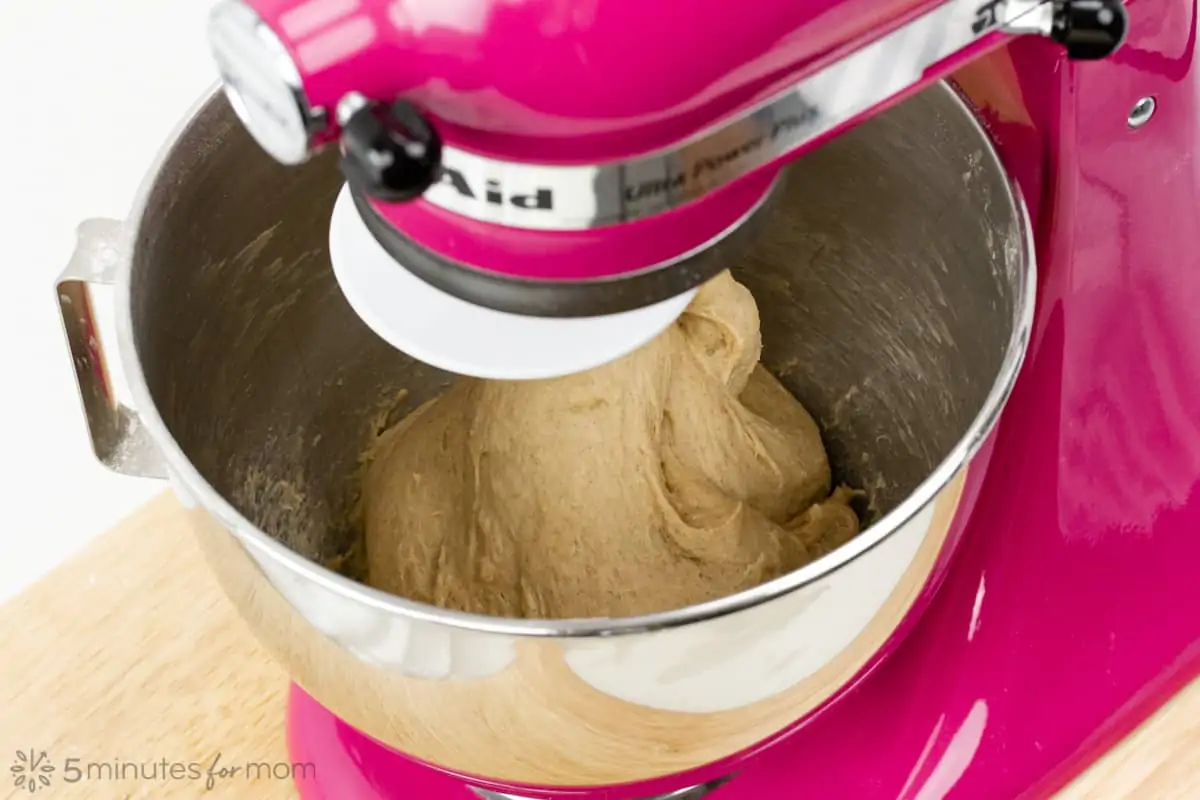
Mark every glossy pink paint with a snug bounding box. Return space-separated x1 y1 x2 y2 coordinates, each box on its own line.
245 0 934 161
250 0 1014 282
362 32 1011 282
288 0 1200 797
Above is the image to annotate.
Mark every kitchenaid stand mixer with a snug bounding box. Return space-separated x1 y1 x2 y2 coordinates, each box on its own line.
199 0 1200 793
53 0 1200 797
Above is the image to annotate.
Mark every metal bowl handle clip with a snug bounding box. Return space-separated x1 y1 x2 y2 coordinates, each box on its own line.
55 218 170 481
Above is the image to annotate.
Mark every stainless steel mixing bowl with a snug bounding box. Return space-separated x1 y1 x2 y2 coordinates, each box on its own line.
57 81 1033 791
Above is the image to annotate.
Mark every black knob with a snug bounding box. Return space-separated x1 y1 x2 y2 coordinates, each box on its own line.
339 100 442 202
1051 0 1128 60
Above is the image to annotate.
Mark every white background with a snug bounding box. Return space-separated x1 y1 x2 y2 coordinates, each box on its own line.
0 0 219 602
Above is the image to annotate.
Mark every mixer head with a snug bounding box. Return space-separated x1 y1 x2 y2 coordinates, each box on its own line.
206 0 1127 379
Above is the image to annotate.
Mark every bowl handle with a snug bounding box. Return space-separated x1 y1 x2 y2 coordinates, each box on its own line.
55 218 169 481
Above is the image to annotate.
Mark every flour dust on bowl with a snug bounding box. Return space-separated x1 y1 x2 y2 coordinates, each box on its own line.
57 80 1033 791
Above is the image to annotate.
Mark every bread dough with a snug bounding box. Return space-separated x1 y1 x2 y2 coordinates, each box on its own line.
363 271 860 619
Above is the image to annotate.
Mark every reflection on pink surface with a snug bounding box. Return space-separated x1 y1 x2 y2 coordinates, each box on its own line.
907 700 989 800
290 1 1200 798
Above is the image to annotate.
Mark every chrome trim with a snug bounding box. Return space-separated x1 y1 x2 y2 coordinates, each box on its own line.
111 79 1038 639
350 171 783 317
208 0 326 165
418 0 1050 230
1128 96 1156 128
999 0 1055 35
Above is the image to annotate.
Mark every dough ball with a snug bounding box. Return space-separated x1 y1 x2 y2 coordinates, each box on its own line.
362 272 860 619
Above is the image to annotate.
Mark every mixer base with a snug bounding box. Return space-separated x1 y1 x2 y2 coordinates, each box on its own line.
285 456 1200 799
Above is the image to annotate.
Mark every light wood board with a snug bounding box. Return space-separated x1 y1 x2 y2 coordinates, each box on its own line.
0 493 1197 799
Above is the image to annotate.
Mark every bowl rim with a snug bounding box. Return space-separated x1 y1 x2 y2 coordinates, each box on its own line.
113 79 1038 638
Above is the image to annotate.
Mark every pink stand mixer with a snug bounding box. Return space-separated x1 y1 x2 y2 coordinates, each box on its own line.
54 0 1200 797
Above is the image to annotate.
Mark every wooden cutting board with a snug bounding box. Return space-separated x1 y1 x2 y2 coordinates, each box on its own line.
1 494 1197 799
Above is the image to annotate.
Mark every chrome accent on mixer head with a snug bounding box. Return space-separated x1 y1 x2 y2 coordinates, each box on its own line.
348 173 782 318
411 0 1055 231
207 0 326 165
999 0 1056 35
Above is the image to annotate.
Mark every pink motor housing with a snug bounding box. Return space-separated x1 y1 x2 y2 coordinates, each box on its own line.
208 0 1021 289
223 0 933 160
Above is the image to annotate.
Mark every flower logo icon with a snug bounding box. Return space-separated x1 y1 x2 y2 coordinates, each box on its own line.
10 750 54 793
